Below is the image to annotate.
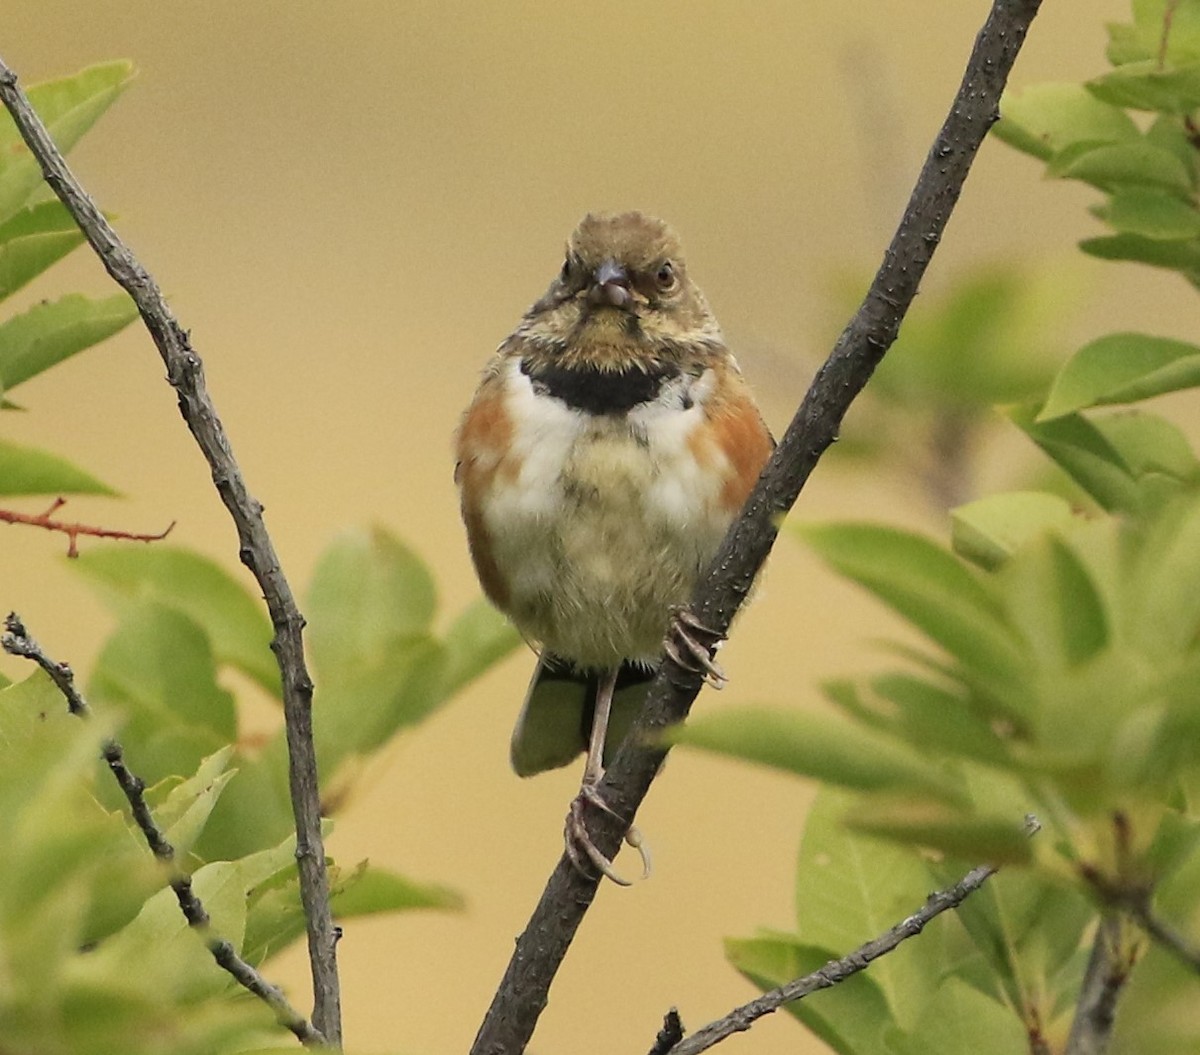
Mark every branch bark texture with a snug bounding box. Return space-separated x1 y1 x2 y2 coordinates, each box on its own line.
470 2 1044 1053
0 59 341 1044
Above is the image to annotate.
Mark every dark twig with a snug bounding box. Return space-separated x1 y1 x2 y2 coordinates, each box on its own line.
1 613 323 1045
0 496 174 557
647 1009 685 1055
0 57 341 1044
469 2 1045 1052
1129 902 1200 974
1064 916 1133 1055
665 864 997 1055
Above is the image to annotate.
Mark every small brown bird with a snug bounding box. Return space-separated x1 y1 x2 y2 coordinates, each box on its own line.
455 212 772 882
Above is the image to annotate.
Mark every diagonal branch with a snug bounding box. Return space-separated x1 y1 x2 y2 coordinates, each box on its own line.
0 57 341 1045
469 2 1045 1052
666 863 998 1055
2 612 323 1046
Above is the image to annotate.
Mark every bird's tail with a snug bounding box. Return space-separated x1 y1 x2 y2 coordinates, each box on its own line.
510 653 656 777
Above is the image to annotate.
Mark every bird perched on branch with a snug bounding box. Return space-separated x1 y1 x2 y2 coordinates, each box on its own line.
455 212 772 883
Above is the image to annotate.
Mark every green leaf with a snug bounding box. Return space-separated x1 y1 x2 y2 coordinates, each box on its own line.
0 61 135 225
794 788 937 1031
437 597 520 699
0 201 87 301
0 292 138 393
848 675 1013 766
1079 231 1200 277
1088 59 1200 113
1056 142 1194 195
307 528 449 767
845 799 1034 865
994 84 1138 161
73 545 279 697
725 933 893 1055
797 522 1023 683
1097 187 1200 240
88 603 236 785
1040 333 1200 420
1094 411 1200 484
0 437 116 496
149 747 237 859
191 740 294 863
1012 404 1148 514
308 526 436 686
871 263 1067 410
1106 0 1200 66
79 859 249 1001
1001 533 1110 668
951 492 1076 571
1128 491 1200 655
941 860 1093 1017
891 977 1028 1055
331 862 464 916
670 706 965 804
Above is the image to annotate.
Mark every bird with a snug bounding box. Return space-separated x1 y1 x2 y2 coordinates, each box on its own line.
454 211 773 883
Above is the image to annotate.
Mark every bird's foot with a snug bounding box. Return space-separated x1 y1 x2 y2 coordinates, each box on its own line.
664 607 727 689
564 782 651 887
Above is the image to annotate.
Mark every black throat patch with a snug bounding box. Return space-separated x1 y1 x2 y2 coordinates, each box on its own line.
521 359 681 415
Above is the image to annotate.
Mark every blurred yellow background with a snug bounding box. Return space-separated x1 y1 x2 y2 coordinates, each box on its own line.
1 2 1190 1052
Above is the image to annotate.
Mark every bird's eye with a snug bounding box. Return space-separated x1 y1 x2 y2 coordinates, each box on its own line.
655 261 677 291
560 256 573 283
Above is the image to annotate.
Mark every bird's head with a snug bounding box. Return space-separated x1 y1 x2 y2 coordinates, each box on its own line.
517 212 723 371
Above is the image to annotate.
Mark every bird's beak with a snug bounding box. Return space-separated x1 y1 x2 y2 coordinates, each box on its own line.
587 259 632 310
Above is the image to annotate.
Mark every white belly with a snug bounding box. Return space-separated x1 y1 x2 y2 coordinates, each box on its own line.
482 360 730 668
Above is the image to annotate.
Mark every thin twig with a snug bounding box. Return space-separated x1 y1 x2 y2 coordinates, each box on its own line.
469 2 1045 1052
0 497 174 557
0 57 341 1044
1064 916 1132 1055
1129 902 1200 974
1 613 323 1046
665 864 997 1055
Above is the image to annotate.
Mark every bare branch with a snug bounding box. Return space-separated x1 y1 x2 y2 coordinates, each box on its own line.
1064 916 1133 1055
1 613 323 1046
469 2 1046 1051
665 863 997 1055
0 57 341 1044
1129 902 1200 975
0 496 174 557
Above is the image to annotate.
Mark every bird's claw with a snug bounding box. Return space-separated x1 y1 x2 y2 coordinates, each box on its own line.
564 784 651 887
664 607 727 689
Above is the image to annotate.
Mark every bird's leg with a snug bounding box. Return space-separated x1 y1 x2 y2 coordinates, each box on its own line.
564 665 652 886
663 606 727 689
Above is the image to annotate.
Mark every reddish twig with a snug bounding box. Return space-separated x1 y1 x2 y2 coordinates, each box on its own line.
0 496 174 557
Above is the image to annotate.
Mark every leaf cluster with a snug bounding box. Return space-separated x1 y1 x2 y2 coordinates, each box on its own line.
0 62 140 497
996 0 1200 285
